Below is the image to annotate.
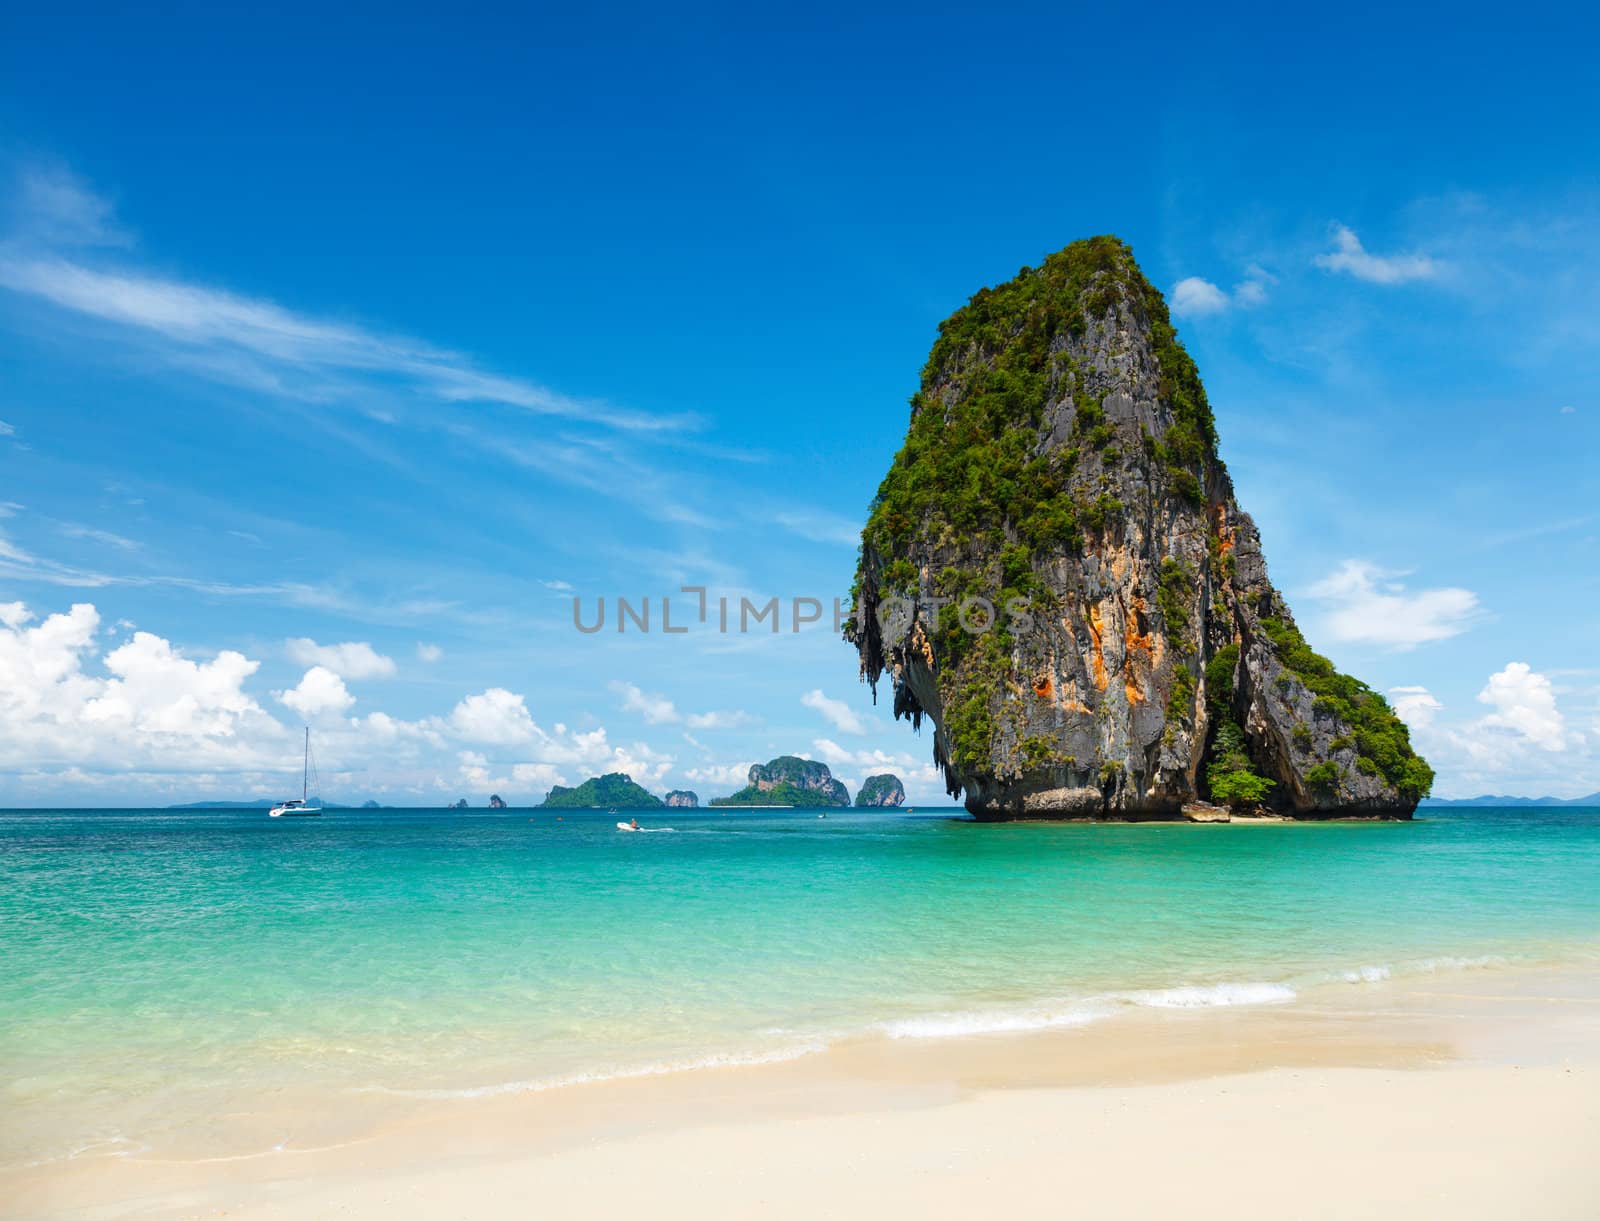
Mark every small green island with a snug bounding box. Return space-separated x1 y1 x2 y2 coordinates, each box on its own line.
541 773 665 809
711 757 852 807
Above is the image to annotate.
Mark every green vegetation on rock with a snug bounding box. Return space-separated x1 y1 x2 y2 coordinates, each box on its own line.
1205 721 1274 807
859 237 1217 588
1259 617 1434 801
855 773 907 807
712 756 851 807
541 773 664 809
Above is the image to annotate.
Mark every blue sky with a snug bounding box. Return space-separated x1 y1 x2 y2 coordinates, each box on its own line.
1 1 1597 804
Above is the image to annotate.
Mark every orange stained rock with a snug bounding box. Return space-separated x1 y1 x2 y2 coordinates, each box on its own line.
1033 676 1053 699
1212 503 1236 557
1123 594 1152 706
1124 595 1154 658
1087 604 1108 691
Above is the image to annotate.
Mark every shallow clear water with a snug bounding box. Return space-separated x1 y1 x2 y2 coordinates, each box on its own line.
3 805 1598 1163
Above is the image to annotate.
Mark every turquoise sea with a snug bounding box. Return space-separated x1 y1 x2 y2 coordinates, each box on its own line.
3 805 1599 1166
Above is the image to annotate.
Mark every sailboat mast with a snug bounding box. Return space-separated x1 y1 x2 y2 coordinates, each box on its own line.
303 726 309 802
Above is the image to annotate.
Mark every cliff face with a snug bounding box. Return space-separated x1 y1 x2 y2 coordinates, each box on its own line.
664 790 699 808
856 774 907 807
849 237 1432 821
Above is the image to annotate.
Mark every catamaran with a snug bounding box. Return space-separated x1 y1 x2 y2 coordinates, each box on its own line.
270 727 323 818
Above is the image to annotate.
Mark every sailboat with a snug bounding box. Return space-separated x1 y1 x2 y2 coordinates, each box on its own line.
270 727 324 818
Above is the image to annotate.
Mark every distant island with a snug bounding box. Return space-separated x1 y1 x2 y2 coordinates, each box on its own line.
664 790 699 808
542 773 665 809
855 774 906 807
711 757 851 807
1420 793 1600 807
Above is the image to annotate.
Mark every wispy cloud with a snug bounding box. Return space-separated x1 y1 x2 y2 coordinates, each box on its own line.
1476 514 1595 551
0 168 696 438
0 531 487 627
286 637 397 679
801 688 867 735
1314 224 1439 284
685 708 755 730
610 680 680 725
1303 559 1480 649
58 522 141 551
0 255 695 434
608 680 752 731
774 510 862 548
457 423 719 530
8 165 131 248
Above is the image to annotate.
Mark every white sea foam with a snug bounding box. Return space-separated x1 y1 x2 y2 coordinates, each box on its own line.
1411 954 1507 973
1341 964 1392 983
878 1003 1106 1040
1119 981 1297 1008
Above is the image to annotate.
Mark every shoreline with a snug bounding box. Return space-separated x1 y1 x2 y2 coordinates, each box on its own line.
7 959 1598 1219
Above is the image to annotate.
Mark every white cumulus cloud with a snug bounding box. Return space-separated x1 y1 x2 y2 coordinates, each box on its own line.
276 666 355 718
1170 277 1230 317
449 687 538 744
1476 662 1566 752
1170 267 1274 317
0 601 283 773
1389 685 1443 729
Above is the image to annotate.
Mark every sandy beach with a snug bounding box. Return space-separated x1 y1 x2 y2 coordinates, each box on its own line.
7 961 1597 1220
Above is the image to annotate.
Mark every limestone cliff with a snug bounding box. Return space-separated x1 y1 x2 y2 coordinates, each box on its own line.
664 790 699 808
856 774 907 807
848 237 1432 821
